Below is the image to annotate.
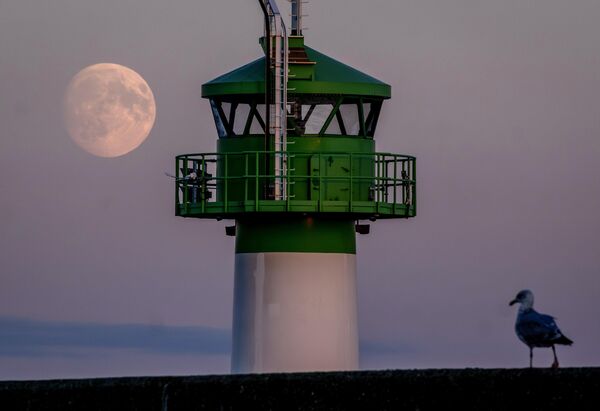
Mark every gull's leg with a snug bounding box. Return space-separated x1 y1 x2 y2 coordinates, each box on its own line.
529 347 533 368
551 345 559 369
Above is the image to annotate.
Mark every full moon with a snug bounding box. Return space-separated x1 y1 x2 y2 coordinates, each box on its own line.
64 63 156 158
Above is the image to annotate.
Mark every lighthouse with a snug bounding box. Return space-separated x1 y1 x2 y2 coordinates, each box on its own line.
174 0 416 373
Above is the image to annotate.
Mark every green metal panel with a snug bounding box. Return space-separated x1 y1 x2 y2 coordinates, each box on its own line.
235 217 356 254
217 135 375 153
217 138 269 202
217 136 374 203
309 155 320 201
288 36 305 48
289 136 374 153
201 47 391 99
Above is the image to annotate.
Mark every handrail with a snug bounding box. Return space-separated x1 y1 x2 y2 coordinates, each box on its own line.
175 151 416 217
176 151 416 160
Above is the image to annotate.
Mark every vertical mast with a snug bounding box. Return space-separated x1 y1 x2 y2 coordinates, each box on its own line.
291 0 303 36
264 1 288 200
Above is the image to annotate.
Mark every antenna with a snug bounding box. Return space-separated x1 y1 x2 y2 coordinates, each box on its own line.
291 0 303 36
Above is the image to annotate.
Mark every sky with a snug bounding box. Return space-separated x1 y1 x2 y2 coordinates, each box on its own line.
1 0 599 380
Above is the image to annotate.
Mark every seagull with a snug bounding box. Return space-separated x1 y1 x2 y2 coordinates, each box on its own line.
509 289 573 368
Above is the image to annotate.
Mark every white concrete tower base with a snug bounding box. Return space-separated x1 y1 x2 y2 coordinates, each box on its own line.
231 252 358 374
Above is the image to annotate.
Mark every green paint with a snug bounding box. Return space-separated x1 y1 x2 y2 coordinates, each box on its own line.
177 34 417 223
235 217 356 254
202 46 391 99
288 36 305 48
216 138 375 203
217 136 374 155
176 201 415 219
175 151 416 219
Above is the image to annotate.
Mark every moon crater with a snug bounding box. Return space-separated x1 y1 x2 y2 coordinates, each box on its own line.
64 63 156 158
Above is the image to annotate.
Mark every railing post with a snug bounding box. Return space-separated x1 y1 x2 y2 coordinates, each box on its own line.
183 156 189 213
319 153 323 212
175 156 180 214
244 152 249 206
286 151 290 211
393 155 397 214
412 157 417 214
201 156 206 214
255 152 259 212
349 153 353 213
224 154 229 213
384 155 389 203
375 154 383 214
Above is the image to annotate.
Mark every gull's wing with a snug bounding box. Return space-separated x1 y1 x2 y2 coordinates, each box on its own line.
516 310 564 347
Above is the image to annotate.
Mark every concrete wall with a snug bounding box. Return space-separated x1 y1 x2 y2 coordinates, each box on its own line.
2 368 599 410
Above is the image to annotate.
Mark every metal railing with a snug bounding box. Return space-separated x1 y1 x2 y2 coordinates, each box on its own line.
174 151 416 218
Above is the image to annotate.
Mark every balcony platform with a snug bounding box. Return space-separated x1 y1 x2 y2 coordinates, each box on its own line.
175 151 416 220
177 199 415 219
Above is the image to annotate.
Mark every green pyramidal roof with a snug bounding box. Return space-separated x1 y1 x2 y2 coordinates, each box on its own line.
201 45 391 99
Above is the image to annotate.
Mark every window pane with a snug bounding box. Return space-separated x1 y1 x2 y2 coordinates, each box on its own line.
221 102 232 124
324 110 342 134
363 102 372 132
210 100 227 138
339 104 360 135
251 104 266 134
365 101 382 137
233 104 251 135
304 104 331 134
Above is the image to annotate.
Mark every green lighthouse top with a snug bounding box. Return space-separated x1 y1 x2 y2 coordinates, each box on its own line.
174 4 416 223
202 37 391 99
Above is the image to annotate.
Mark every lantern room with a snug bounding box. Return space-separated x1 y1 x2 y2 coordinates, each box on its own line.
175 32 415 220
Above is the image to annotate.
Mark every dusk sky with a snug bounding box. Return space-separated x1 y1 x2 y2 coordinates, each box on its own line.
1 0 599 380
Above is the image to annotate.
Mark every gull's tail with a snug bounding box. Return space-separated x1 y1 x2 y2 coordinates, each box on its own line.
555 335 574 346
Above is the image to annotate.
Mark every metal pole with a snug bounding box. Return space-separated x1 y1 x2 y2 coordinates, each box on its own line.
257 0 271 199
262 1 288 201
291 0 302 36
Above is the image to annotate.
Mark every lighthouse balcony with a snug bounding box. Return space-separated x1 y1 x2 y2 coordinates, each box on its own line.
174 151 416 219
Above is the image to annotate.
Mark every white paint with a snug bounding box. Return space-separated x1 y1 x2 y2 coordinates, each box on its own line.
231 252 358 373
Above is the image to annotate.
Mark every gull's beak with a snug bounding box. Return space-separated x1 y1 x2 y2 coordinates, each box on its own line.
509 299 518 306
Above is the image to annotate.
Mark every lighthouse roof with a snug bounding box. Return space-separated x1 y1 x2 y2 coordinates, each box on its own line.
201 45 391 99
